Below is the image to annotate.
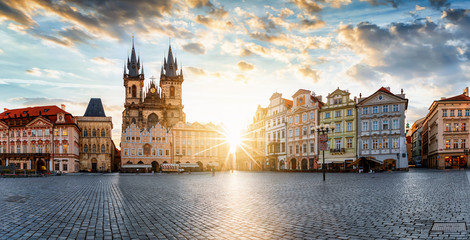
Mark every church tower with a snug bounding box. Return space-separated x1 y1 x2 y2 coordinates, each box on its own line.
122 38 144 130
160 45 185 127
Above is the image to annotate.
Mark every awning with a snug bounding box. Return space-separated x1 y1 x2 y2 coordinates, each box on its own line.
121 164 152 168
179 163 199 168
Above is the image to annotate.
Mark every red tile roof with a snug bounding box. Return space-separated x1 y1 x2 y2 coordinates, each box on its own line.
438 94 470 102
378 87 393 95
0 105 75 127
283 99 293 108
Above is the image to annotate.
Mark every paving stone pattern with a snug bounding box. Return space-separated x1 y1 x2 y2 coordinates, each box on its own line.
1 169 470 239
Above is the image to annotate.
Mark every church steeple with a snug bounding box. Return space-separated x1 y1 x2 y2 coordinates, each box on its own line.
127 36 142 77
162 45 179 77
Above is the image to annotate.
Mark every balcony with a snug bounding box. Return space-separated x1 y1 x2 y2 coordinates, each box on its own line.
330 148 346 155
443 130 468 135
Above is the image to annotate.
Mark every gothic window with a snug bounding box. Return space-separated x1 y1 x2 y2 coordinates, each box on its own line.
92 129 97 137
101 144 105 153
143 144 151 156
132 118 136 124
101 129 105 137
84 129 88 137
148 113 158 129
84 144 88 153
92 144 96 153
170 86 175 97
132 85 137 98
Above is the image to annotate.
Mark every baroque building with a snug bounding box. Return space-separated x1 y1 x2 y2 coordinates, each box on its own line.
319 88 357 169
356 87 409 170
422 88 470 169
286 89 322 170
120 40 186 171
0 105 80 172
245 105 267 170
77 98 116 172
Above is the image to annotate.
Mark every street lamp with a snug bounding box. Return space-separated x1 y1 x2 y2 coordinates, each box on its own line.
312 124 335 181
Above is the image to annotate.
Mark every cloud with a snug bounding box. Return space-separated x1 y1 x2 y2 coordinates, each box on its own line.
185 66 206 75
182 42 206 54
237 61 255 71
298 65 320 82
415 5 426 11
346 64 384 83
297 18 326 31
337 11 470 88
185 0 213 9
195 15 234 30
26 67 41 76
234 74 248 83
290 0 322 14
360 0 400 8
0 48 3 54
429 0 451 9
25 67 82 79
91 57 115 65
8 97 80 106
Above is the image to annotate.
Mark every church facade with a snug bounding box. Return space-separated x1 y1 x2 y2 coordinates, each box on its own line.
120 40 186 171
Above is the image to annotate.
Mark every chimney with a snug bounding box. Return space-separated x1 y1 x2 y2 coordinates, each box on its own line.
61 104 66 110
441 97 446 100
385 86 391 91
464 87 469 97
3 108 8 111
359 93 362 98
401 88 403 94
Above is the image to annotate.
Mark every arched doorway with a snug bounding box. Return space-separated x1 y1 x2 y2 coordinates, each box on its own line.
301 159 308 171
290 158 297 170
91 158 97 172
151 161 159 171
279 160 285 170
37 160 46 172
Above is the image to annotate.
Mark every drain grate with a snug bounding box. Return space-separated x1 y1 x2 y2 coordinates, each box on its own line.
431 222 467 232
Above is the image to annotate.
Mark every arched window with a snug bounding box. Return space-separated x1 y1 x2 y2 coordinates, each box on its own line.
84 144 88 153
92 144 96 153
128 87 131 94
132 118 136 124
170 86 175 97
101 129 105 137
92 129 96 137
106 144 109 152
148 113 158 129
101 144 105 153
84 129 88 137
132 85 137 98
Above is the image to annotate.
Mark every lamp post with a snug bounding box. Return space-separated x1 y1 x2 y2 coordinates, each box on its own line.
313 124 335 181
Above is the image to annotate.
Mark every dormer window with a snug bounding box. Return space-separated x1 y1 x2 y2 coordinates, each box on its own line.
44 109 49 112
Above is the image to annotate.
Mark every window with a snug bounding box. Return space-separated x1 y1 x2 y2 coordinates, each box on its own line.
372 106 378 114
362 140 368 150
393 120 399 129
303 127 307 136
22 145 27 153
63 164 68 171
295 145 299 154
347 139 353 149
92 144 97 153
393 104 399 112
138 149 143 156
289 145 293 155
362 122 368 131
62 145 67 153
16 145 20 153
347 122 352 131
23 130 27 137
310 143 314 153
303 144 307 153
101 129 105 137
450 110 455 117
92 129 96 137
302 114 307 121
461 139 466 149
347 109 352 116
454 123 459 132
336 111 341 117
295 116 299 123
289 130 293 137
132 85 137 97
310 112 314 120
84 145 88 153
380 138 387 149
335 139 341 149
383 105 389 113
336 123 341 132
310 126 315 134
325 112 330 119
458 110 462 117
362 107 368 115
55 163 60 171
170 86 175 97
281 143 285 152
295 128 299 137
31 130 36 137
372 121 378 131
62 129 67 136
45 129 50 136
392 138 399 148
462 123 467 131
166 150 169 155
443 110 448 117
453 140 459 149
466 109 470 116
372 139 378 149
101 144 105 153
282 130 285 138
382 120 389 130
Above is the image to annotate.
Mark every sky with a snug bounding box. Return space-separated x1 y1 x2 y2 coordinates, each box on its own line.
0 0 469 146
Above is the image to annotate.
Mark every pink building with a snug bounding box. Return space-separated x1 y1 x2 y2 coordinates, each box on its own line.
0 105 80 172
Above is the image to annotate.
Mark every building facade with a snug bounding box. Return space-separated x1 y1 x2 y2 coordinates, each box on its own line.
356 87 409 170
77 98 115 172
410 118 424 166
422 88 470 169
120 41 186 171
286 89 322 170
319 88 357 169
0 105 80 173
245 105 266 171
172 121 229 171
265 92 292 170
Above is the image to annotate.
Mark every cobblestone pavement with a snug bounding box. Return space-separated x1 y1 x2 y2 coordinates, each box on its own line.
1 169 470 239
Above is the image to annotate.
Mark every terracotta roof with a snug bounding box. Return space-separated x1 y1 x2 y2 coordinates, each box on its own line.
0 105 75 127
283 99 293 108
378 87 393 95
438 94 470 102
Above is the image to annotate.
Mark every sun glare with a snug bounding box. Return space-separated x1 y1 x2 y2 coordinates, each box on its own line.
227 130 241 154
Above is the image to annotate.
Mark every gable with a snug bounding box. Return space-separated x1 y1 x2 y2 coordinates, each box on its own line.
358 90 406 106
25 116 53 128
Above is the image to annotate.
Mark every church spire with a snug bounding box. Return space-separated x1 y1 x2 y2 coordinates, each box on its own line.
162 44 179 77
127 35 141 77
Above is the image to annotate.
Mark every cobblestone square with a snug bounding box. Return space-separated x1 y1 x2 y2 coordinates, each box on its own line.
1 169 470 239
